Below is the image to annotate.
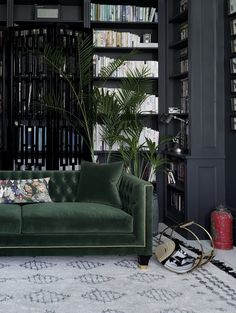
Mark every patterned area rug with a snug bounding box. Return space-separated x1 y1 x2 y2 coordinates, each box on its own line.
0 253 235 313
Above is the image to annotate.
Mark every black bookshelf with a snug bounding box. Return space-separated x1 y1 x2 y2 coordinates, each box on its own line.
225 0 236 244
10 25 89 170
0 28 5 169
159 0 225 236
0 0 91 170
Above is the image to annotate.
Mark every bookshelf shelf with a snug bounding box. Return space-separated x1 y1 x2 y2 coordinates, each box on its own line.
170 113 188 118
169 72 188 79
169 10 188 24
166 209 185 224
13 20 84 24
139 113 159 117
163 150 187 159
167 183 185 192
94 47 158 52
228 11 236 18
91 21 158 29
169 38 188 50
93 77 159 81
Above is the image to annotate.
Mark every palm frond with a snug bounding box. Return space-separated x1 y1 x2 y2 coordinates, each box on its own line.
116 66 151 114
77 35 95 89
42 45 66 74
99 50 138 80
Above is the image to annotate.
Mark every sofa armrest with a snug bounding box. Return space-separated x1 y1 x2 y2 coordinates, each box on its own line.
119 173 153 248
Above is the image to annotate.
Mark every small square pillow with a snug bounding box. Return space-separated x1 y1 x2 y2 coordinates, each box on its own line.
77 161 124 208
0 178 52 204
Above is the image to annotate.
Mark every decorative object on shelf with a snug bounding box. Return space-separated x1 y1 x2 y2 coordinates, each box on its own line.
228 0 236 15
180 23 188 40
231 97 236 111
230 57 236 74
231 39 236 53
231 79 236 92
160 113 188 154
180 0 188 13
211 204 233 250
168 107 181 114
230 116 236 130
34 5 60 20
180 58 188 73
230 18 236 35
155 221 215 274
142 33 152 43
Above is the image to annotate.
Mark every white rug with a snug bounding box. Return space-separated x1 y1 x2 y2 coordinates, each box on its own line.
0 254 235 313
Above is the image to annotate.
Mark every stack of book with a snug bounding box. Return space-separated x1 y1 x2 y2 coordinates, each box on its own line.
94 124 159 151
97 88 158 114
91 4 158 22
93 30 158 48
93 56 158 77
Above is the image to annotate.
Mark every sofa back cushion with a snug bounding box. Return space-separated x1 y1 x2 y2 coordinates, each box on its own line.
77 161 124 208
0 171 80 202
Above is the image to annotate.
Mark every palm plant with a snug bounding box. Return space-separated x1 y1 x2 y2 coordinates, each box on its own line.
40 35 95 160
94 66 151 162
38 34 168 180
94 66 170 181
39 34 134 162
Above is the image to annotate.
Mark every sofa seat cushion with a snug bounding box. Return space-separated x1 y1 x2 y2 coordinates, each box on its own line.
0 204 22 234
22 202 133 234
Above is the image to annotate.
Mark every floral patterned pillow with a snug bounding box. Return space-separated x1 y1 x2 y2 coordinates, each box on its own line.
0 178 52 203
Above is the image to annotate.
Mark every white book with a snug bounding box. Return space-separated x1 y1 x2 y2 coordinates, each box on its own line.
149 7 156 22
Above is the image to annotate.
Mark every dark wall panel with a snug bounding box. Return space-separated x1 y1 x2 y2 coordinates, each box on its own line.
187 158 225 231
190 0 225 157
0 4 6 21
198 166 216 230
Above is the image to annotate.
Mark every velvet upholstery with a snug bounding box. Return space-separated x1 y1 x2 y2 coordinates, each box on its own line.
0 204 21 234
22 202 133 234
78 161 124 208
0 171 80 202
0 170 153 257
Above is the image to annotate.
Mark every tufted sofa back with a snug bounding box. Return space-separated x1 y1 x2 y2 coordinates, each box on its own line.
0 171 80 202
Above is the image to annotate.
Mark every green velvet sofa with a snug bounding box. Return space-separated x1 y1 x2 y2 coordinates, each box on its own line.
0 171 153 267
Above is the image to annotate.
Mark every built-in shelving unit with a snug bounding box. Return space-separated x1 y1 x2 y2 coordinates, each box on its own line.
91 0 159 157
226 0 236 244
0 28 5 170
159 0 225 234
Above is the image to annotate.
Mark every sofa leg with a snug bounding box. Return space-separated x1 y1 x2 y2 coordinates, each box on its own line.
138 255 151 269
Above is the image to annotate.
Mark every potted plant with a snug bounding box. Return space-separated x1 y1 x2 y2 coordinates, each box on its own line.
39 34 134 163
